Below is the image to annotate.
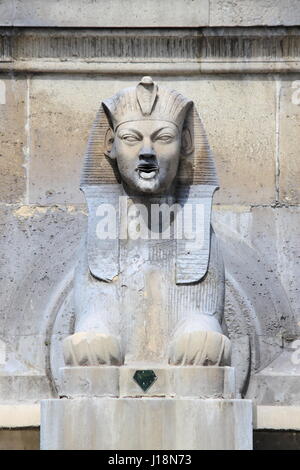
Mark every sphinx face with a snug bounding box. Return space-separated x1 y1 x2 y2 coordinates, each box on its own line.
113 120 181 194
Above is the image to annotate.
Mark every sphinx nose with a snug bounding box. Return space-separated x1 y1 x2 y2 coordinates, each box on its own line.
139 148 156 160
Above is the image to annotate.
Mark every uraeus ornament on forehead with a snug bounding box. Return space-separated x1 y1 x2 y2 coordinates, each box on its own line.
80 77 218 284
102 76 191 130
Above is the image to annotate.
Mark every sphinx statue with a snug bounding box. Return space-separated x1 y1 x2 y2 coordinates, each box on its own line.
42 78 254 451
63 77 231 368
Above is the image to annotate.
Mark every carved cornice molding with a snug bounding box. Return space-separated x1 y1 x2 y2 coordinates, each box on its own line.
1 27 300 74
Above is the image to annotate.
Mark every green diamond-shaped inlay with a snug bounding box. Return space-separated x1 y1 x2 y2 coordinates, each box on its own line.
133 370 157 392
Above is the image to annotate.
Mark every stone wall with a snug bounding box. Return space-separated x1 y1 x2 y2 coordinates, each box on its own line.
0 0 300 445
1 0 300 27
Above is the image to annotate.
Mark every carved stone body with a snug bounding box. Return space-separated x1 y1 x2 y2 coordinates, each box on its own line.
63 77 231 367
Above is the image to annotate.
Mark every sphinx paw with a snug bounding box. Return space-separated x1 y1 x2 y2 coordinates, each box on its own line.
169 329 231 366
63 331 122 366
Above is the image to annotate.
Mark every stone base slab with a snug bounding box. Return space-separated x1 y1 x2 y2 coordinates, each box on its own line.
41 397 253 450
59 366 235 399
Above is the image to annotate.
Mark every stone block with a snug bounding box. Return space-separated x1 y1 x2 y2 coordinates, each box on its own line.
210 0 300 26
0 205 86 374
59 366 235 399
263 206 300 324
29 77 93 204
119 366 235 398
213 205 300 328
13 0 209 27
0 375 51 402
166 78 276 205
41 396 253 449
60 366 119 398
279 78 300 204
248 348 300 406
249 206 299 325
0 429 39 450
9 0 300 28
0 1 13 26
212 204 299 400
0 75 26 203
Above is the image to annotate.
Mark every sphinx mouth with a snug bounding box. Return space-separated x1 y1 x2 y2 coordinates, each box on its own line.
136 164 159 180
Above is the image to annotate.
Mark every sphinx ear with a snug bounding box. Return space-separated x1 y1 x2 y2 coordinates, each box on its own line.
181 126 194 156
104 127 116 159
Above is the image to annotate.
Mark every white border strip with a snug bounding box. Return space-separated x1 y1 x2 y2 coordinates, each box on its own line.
1 60 300 74
0 404 40 428
255 406 300 430
0 404 300 430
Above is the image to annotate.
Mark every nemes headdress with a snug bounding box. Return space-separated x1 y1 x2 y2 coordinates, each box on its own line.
102 76 192 131
81 77 219 285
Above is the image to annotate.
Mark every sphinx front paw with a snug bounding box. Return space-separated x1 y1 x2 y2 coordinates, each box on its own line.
63 331 122 366
168 318 231 366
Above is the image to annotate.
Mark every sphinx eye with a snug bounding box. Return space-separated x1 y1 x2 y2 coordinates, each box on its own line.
156 134 174 142
121 134 140 142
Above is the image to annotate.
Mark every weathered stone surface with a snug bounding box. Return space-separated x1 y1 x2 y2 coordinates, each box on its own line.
0 204 86 375
0 375 51 402
212 205 300 400
213 205 300 328
28 77 97 204
41 397 253 449
11 0 209 27
249 350 300 406
120 366 235 398
60 366 235 399
0 75 26 203
2 0 300 27
0 0 14 26
1 27 300 75
210 0 300 26
168 78 276 205
60 367 119 398
279 78 300 204
4 27 300 63
263 207 300 324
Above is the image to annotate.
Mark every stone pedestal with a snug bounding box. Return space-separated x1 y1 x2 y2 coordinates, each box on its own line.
40 366 253 450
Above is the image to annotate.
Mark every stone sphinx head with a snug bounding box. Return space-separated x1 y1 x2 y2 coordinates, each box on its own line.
81 77 219 284
102 76 193 195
